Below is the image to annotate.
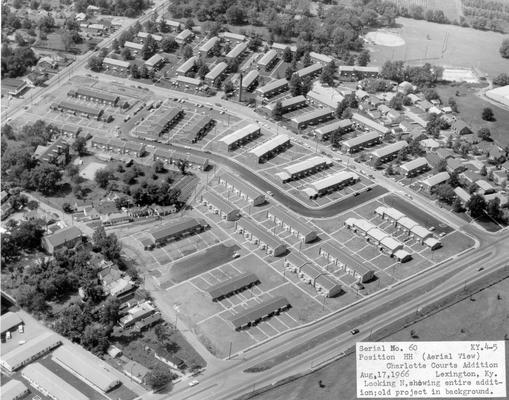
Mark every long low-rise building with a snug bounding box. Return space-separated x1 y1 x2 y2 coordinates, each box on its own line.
310 52 332 65
132 108 184 139
176 56 198 75
52 345 120 393
147 218 209 248
344 218 412 261
176 75 202 87
341 131 381 153
137 31 162 41
352 113 390 135
284 253 341 297
314 119 353 142
199 36 219 56
218 123 261 152
295 63 322 79
124 41 143 52
218 172 265 206
303 171 358 199
399 157 430 177
221 31 245 42
318 242 375 283
339 65 380 79
42 226 82 255
370 140 408 164
289 108 334 130
22 363 89 400
175 29 194 45
267 207 318 243
207 272 260 301
205 62 228 86
1 379 29 400
255 79 288 98
275 156 333 183
186 116 214 143
306 84 344 110
374 207 442 249
201 190 240 221
103 57 130 73
1 332 61 372
68 87 119 106
229 296 290 330
420 171 450 193
257 49 278 70
266 95 307 114
91 137 145 156
50 101 104 120
226 41 248 61
241 69 259 91
272 42 297 52
236 217 287 257
153 148 209 170
247 134 291 164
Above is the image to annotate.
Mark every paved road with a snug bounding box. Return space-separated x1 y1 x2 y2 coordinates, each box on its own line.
153 229 508 400
133 137 389 218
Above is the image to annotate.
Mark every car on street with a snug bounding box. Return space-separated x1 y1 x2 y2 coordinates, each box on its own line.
350 329 359 335
189 380 199 387
266 190 274 196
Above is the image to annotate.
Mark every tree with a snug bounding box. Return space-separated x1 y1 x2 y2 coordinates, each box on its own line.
181 44 193 60
72 137 88 155
423 88 440 102
482 107 495 121
27 200 39 210
357 50 370 67
197 64 209 79
82 323 110 355
493 73 509 86
88 56 103 72
62 202 74 213
319 61 336 86
452 197 463 213
500 39 509 59
145 365 173 390
434 158 447 173
153 160 166 174
380 60 405 82
99 297 120 325
289 74 301 96
223 80 234 93
282 47 293 63
141 34 158 60
302 52 312 67
160 37 177 53
54 302 94 342
121 47 132 60
93 225 122 261
487 198 501 219
271 101 283 121
16 285 48 314
466 194 486 218
30 0 39 9
477 127 491 141
29 163 62 195
95 168 113 188
225 5 244 25
434 183 455 204
389 93 405 110
480 165 487 176
448 97 458 113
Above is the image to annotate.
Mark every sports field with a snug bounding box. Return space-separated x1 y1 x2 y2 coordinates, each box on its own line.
368 17 509 78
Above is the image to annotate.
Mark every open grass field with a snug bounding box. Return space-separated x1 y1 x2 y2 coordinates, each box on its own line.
251 276 509 400
435 82 509 148
368 17 509 78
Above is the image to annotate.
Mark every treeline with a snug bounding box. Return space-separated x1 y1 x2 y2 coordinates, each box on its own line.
73 0 150 18
168 0 399 60
1 43 38 78
380 61 443 86
384 0 507 32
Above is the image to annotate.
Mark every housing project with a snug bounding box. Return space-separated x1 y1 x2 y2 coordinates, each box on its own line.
2 2 503 400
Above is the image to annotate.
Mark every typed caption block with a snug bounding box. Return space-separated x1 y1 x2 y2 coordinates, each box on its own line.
356 341 506 398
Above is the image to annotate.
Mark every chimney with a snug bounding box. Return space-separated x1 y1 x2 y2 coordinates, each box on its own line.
238 72 243 102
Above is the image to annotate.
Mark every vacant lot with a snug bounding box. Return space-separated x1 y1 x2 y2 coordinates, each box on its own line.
251 277 509 400
369 17 509 78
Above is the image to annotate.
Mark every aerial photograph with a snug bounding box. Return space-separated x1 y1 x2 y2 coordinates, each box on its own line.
1 0 508 399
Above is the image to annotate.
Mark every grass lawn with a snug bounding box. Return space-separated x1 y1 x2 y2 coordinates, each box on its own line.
250 276 509 400
369 17 509 78
435 82 509 148
168 243 241 284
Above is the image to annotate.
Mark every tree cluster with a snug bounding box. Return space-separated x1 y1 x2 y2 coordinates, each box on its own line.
74 0 150 18
380 61 443 87
1 43 38 78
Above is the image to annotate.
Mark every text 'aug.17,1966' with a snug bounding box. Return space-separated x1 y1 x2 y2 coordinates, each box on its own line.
356 341 506 398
